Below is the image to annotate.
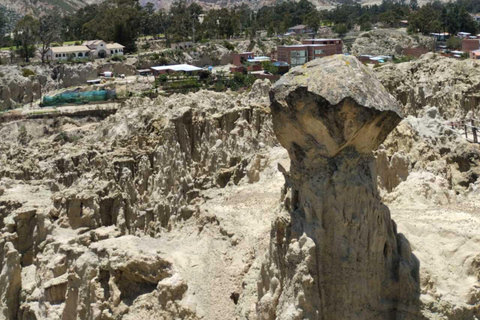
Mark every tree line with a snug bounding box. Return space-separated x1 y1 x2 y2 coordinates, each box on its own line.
4 0 480 63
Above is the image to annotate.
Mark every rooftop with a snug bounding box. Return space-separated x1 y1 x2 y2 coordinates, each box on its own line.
83 40 105 46
304 38 341 41
50 45 91 53
288 25 306 30
278 44 327 48
247 56 270 62
106 43 125 50
151 64 203 72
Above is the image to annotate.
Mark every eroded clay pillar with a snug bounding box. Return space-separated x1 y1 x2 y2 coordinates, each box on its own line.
256 55 420 320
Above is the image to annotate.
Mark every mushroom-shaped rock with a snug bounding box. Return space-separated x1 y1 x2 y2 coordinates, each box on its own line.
254 55 420 320
271 54 403 159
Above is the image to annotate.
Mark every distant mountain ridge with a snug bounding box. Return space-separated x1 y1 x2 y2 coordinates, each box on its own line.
0 0 97 15
0 0 336 16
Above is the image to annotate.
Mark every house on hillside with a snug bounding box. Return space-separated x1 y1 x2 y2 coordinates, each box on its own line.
458 32 472 38
232 52 255 66
106 43 125 56
46 46 91 61
150 64 203 75
470 48 480 59
171 41 194 50
84 40 125 58
462 38 480 53
46 40 125 61
287 25 310 35
277 39 343 67
431 33 450 41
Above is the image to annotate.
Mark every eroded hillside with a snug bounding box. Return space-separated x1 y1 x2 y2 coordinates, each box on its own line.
0 56 479 320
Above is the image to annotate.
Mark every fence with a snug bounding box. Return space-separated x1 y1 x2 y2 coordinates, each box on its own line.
41 89 117 107
448 118 480 143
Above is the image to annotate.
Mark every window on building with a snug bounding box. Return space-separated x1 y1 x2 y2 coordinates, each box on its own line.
78 52 83 57
314 50 324 55
115 49 118 53
290 50 307 67
111 50 114 54
63 54 66 57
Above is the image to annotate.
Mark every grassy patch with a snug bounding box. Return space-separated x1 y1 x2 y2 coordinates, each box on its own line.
22 68 36 77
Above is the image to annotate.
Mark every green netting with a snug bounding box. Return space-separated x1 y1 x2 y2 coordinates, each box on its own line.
42 90 116 107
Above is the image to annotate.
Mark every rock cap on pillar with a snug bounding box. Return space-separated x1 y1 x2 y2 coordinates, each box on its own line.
270 55 403 158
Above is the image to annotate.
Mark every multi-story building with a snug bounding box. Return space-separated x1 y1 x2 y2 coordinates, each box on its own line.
462 38 480 53
277 39 343 67
232 52 255 66
302 38 343 52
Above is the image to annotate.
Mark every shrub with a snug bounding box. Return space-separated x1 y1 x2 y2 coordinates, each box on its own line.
158 74 168 83
446 37 462 50
333 24 349 38
261 61 278 75
21 68 36 77
150 52 160 61
393 55 416 63
223 40 235 51
111 54 126 62
213 82 226 92
360 23 372 32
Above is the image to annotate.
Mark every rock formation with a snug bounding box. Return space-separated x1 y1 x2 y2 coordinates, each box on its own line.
1 57 479 320
251 55 420 319
0 80 281 320
376 52 480 118
0 62 136 111
351 29 434 57
376 106 480 205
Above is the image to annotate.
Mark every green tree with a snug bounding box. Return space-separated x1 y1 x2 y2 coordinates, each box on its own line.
446 36 462 49
39 11 61 63
14 15 38 63
261 61 278 74
333 24 349 37
153 9 170 42
304 11 320 34
0 9 6 44
408 3 442 34
410 0 418 10
379 10 400 28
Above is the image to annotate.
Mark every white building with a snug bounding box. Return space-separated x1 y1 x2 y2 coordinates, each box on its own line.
46 45 91 61
83 40 108 58
150 64 202 75
84 40 124 58
46 40 125 61
106 43 125 56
